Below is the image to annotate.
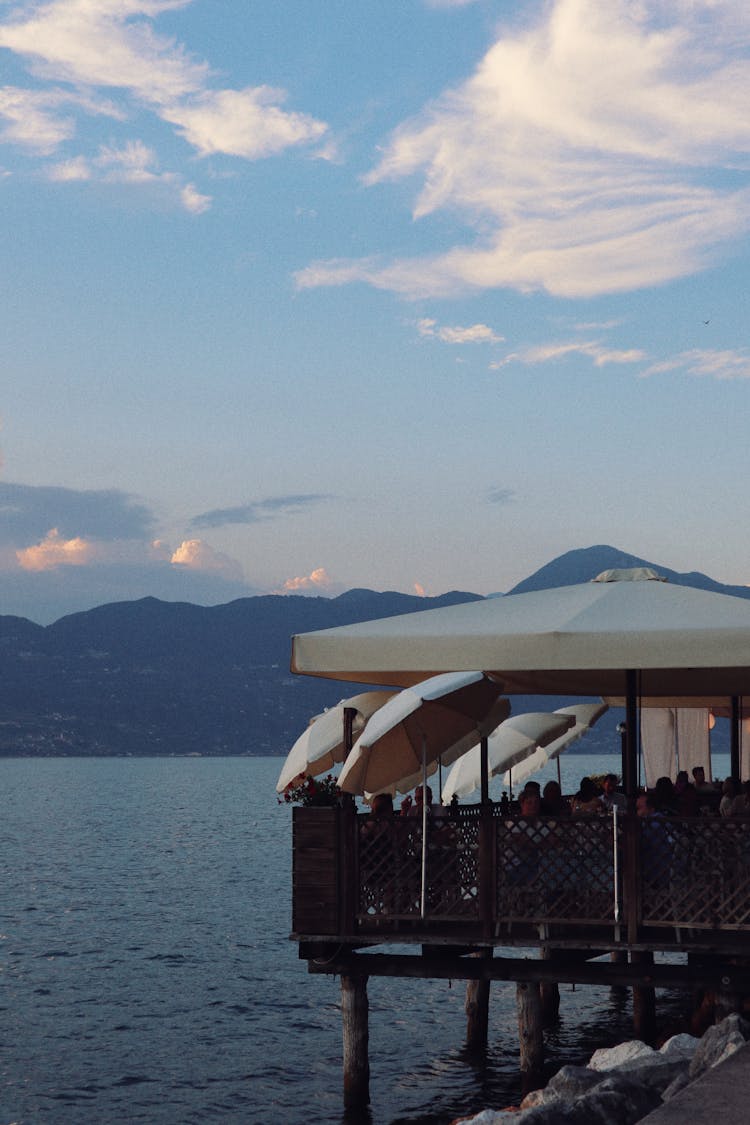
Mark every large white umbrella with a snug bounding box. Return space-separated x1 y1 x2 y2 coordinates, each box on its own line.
276 691 396 793
441 712 575 804
291 568 750 699
500 702 609 789
338 671 507 796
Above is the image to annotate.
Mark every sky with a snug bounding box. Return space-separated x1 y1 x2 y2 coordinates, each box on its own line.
1 0 750 624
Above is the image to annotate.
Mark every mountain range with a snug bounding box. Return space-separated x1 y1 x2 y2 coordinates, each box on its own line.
0 545 742 757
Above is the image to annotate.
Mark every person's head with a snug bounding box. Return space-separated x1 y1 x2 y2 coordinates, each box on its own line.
723 777 739 798
525 780 541 794
602 773 619 795
414 785 433 806
520 787 541 817
637 791 657 817
692 766 706 786
578 776 597 801
654 776 675 810
675 770 690 791
371 793 394 818
543 780 562 803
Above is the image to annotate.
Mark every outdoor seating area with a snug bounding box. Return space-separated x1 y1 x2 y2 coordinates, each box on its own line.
292 801 750 952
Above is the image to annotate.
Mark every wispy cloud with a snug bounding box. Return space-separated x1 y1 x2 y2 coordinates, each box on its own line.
298 0 750 299
191 494 333 530
48 139 211 211
0 0 328 208
491 340 646 370
640 348 750 380
417 317 504 344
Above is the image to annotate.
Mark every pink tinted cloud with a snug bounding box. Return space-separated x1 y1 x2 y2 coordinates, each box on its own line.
16 528 97 571
281 566 333 593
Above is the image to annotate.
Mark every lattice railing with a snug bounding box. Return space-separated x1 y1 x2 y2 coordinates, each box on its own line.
356 812 481 921
496 816 619 925
641 817 750 930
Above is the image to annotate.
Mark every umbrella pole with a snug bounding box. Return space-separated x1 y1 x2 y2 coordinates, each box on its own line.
420 733 428 919
556 756 562 789
731 696 741 780
480 736 489 806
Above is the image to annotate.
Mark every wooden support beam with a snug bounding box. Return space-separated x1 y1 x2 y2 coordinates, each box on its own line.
341 973 370 1110
517 981 544 1095
305 950 750 994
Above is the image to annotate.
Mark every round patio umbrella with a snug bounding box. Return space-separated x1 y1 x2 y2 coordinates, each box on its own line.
337 671 507 796
441 711 576 804
337 671 508 918
500 702 609 789
366 695 512 800
276 690 396 793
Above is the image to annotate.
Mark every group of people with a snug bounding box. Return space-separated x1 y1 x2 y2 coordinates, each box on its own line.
514 773 626 820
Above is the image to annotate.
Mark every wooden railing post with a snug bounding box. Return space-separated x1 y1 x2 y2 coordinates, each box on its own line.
338 799 357 937
622 813 640 945
479 803 495 940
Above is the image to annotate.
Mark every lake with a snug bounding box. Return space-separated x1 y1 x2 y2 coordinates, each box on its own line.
2 753 720 1124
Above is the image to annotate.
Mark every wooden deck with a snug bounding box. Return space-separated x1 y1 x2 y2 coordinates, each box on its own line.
292 804 750 957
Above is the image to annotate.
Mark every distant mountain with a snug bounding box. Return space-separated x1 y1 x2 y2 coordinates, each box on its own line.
507 545 750 600
0 548 742 757
0 588 481 757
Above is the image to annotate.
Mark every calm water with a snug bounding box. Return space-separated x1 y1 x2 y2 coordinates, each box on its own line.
1 754 717 1125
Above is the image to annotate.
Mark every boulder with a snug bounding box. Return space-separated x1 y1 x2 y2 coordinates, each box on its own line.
688 1013 750 1080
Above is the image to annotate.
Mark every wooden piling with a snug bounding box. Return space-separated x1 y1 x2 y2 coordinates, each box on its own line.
539 948 560 1027
341 973 370 1110
465 950 491 1053
631 951 656 1043
517 980 544 1095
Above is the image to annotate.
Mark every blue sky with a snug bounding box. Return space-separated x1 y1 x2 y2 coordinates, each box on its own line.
1 0 749 623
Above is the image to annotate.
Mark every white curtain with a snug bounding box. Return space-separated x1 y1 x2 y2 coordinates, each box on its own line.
676 709 711 781
641 709 676 789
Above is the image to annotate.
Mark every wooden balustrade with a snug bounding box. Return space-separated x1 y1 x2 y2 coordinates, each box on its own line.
291 805 750 952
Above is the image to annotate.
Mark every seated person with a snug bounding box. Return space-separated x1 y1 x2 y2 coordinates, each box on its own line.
720 777 740 817
599 773 626 813
541 779 570 817
571 776 603 816
361 792 394 838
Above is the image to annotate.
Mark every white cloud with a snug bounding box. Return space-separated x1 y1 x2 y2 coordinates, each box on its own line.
492 340 646 369
162 87 327 159
417 318 504 344
298 0 750 299
170 538 244 579
0 0 328 206
0 85 120 153
640 348 750 379
47 139 211 211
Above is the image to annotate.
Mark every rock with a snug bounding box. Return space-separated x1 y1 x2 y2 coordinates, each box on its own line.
660 1070 691 1101
523 1064 601 1105
688 1013 750 1080
571 1074 663 1124
658 1032 699 1059
588 1040 655 1070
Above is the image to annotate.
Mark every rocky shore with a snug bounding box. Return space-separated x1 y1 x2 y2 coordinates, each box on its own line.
455 1013 750 1124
